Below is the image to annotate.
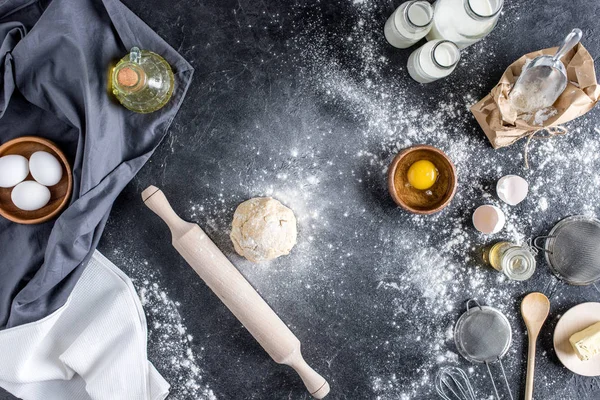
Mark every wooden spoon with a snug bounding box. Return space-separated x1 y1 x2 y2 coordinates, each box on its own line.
521 292 550 400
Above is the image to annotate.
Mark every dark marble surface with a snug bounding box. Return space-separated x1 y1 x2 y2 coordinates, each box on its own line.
4 0 600 399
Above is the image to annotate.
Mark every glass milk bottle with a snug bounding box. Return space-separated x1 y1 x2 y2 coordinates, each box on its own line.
407 40 460 83
384 1 434 49
426 0 503 49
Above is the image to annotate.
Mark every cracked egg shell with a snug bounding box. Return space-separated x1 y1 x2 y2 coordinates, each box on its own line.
497 175 528 206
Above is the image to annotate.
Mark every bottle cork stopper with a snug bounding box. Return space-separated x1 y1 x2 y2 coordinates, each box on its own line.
117 67 139 87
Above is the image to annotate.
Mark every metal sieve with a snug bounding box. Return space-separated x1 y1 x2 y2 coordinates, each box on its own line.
454 300 514 400
533 216 600 285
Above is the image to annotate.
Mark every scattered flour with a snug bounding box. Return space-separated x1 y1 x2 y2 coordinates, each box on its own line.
105 251 216 400
285 0 599 398
533 107 558 125
103 0 600 398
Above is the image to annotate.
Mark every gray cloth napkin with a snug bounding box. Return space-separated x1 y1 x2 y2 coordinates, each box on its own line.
0 0 193 329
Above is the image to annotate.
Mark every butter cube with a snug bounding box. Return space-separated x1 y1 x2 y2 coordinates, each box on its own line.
570 321 600 361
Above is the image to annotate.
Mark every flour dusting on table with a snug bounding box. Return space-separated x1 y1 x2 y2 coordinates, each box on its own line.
181 0 600 395
234 0 599 398
104 250 216 400
101 0 600 398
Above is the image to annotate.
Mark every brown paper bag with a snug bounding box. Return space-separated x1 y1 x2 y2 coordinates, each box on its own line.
471 43 600 149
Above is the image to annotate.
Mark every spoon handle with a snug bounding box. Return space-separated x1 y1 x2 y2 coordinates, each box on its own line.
524 334 537 400
553 28 583 62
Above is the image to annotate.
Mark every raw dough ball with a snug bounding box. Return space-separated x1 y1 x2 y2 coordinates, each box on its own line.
230 197 297 262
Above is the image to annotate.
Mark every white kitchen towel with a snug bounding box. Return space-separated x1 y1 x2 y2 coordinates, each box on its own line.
0 251 169 400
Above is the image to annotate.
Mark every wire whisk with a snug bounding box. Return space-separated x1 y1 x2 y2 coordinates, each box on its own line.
435 366 476 400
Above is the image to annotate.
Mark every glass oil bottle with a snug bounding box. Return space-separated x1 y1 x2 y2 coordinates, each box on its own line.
110 47 174 113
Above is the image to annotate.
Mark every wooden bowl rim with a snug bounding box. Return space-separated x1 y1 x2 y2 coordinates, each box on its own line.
387 144 457 215
0 136 73 225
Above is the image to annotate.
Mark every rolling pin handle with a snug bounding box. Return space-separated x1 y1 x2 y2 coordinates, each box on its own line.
287 350 330 399
141 185 193 237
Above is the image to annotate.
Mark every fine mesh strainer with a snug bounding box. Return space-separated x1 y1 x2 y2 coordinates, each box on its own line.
454 300 514 400
533 215 600 285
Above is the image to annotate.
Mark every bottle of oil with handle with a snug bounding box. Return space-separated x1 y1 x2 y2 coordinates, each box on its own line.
110 47 174 113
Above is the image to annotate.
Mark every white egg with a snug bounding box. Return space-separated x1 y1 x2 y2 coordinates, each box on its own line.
473 205 506 234
497 175 529 206
0 154 29 188
11 181 51 211
29 151 63 186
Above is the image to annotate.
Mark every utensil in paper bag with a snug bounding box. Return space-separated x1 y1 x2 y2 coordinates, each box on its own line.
509 29 583 114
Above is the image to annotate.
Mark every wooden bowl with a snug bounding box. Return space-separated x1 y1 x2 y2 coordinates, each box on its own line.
0 136 72 224
387 145 457 215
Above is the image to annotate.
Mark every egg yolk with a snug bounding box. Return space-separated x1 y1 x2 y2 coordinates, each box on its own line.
407 160 438 190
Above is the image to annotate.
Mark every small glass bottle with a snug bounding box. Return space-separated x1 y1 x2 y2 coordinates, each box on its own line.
484 241 536 281
426 0 503 49
111 47 174 113
407 40 460 83
384 1 434 49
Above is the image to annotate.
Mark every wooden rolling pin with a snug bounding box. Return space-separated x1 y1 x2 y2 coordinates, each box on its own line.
141 185 330 398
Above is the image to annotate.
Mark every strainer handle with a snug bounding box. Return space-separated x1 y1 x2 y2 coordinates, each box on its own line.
466 299 483 312
498 359 515 400
485 360 515 400
532 236 554 254
485 362 501 400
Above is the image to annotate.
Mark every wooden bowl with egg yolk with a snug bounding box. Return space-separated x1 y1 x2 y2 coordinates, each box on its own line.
0 136 72 224
388 144 457 215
